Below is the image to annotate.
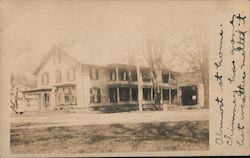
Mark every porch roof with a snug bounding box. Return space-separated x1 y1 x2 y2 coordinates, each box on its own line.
53 83 76 88
108 84 138 88
107 63 136 69
22 88 52 93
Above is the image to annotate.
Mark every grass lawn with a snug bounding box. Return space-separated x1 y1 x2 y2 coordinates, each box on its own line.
11 121 209 154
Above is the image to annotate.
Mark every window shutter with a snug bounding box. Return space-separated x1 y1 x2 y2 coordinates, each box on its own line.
46 73 49 85
98 88 101 102
110 71 112 80
90 88 93 102
55 70 61 83
42 74 44 85
89 68 92 79
72 68 75 81
67 70 69 81
96 69 99 79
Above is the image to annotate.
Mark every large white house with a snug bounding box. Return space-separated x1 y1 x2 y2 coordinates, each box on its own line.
21 50 204 112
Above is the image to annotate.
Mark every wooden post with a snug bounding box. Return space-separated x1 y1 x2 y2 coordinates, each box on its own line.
178 88 182 106
117 87 120 104
169 89 172 104
39 93 42 109
151 88 153 102
115 67 119 81
129 87 132 102
161 89 163 103
128 70 131 81
22 93 26 109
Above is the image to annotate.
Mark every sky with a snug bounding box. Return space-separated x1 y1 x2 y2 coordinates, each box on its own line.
2 0 246 74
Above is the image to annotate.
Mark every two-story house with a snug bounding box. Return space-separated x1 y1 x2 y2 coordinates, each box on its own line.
22 50 204 112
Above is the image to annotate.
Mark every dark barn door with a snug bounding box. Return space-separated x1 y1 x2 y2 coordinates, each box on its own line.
181 86 197 105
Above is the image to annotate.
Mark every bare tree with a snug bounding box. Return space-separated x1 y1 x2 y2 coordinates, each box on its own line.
141 33 164 109
172 29 209 108
127 52 143 112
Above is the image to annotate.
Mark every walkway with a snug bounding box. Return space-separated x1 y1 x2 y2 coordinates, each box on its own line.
11 109 209 129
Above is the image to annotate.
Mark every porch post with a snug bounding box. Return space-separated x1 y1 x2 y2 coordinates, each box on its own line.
128 70 131 81
117 87 120 104
39 93 43 109
151 88 153 102
115 67 119 81
129 87 132 102
169 89 172 104
22 93 26 108
178 88 182 106
51 88 56 109
161 89 163 103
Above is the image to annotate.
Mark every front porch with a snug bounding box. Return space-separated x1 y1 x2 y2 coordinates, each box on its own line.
106 85 179 111
22 88 53 111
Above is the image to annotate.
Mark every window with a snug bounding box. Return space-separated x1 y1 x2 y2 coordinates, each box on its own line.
110 68 116 80
67 67 75 81
142 69 151 82
119 87 130 101
131 87 138 101
109 87 117 103
162 73 170 83
143 88 151 101
130 69 137 81
90 68 99 80
53 51 60 65
42 72 49 85
90 88 101 103
119 69 129 81
56 87 76 105
162 89 169 101
55 70 62 83
64 87 76 104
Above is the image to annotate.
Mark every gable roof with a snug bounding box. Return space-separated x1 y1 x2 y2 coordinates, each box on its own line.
33 51 53 75
33 47 180 75
33 47 83 75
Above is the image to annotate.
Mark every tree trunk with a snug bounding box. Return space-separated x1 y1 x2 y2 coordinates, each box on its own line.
154 90 161 109
136 66 143 112
202 70 209 108
201 49 209 108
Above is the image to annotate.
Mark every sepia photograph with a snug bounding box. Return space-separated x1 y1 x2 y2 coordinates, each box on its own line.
0 0 248 157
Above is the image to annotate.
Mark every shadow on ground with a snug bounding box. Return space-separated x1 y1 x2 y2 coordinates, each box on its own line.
11 121 209 153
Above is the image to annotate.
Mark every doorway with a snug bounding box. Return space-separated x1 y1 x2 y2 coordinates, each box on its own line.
181 86 198 105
